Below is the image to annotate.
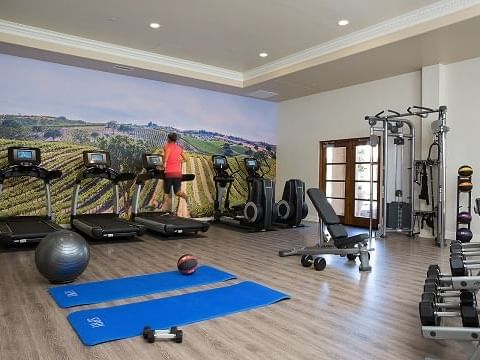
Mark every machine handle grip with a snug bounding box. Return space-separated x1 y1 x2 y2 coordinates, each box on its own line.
117 172 136 182
47 169 62 181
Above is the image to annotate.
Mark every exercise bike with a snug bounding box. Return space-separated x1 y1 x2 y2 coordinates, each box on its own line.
212 155 275 231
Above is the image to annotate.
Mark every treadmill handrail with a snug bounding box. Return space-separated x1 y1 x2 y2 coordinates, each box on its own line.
135 170 195 185
76 167 134 184
0 164 62 184
72 166 133 218
0 164 61 221
132 170 195 214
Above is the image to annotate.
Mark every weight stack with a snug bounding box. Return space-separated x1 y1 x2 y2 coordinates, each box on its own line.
386 202 412 229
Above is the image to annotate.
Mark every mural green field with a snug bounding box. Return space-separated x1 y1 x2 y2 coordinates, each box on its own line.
0 138 275 222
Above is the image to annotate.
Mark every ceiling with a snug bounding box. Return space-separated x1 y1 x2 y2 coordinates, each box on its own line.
1 0 480 101
0 0 438 71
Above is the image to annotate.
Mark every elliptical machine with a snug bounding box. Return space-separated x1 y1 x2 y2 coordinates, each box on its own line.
276 179 308 227
212 155 275 231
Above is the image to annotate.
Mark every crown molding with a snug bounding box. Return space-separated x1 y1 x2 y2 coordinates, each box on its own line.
0 19 243 86
243 0 480 84
1 0 480 89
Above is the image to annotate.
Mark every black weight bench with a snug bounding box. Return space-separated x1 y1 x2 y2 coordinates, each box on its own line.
279 188 374 272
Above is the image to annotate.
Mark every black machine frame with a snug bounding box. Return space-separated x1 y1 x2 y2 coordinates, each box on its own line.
276 179 308 227
131 153 209 236
365 105 448 246
71 151 145 240
212 155 275 231
0 147 63 245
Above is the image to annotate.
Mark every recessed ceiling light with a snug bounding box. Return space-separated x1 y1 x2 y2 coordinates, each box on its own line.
259 52 268 58
149 22 161 29
338 19 349 26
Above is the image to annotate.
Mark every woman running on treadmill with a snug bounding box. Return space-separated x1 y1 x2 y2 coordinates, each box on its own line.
161 133 189 215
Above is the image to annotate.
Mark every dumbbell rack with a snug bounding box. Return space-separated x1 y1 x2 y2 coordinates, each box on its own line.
456 173 473 238
421 259 480 359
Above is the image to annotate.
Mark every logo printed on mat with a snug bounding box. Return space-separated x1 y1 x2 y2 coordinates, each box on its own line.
64 290 78 297
87 317 105 328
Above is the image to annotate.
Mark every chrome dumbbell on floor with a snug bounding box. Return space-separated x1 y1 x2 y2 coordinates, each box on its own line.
142 326 183 343
300 255 327 271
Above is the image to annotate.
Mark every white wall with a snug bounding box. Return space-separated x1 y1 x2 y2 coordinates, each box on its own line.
277 58 480 241
277 71 421 221
444 57 480 240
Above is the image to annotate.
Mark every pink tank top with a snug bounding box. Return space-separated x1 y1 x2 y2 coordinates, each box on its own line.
164 142 183 178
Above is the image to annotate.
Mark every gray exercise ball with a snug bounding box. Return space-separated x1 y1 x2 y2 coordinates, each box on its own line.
35 230 90 284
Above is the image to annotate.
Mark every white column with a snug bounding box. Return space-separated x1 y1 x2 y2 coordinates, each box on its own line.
421 64 446 158
419 64 447 238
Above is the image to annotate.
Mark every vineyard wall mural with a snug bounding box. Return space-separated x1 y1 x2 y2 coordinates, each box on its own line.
0 54 277 222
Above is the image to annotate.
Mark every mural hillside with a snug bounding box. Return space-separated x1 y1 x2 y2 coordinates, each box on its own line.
0 53 277 221
0 115 276 221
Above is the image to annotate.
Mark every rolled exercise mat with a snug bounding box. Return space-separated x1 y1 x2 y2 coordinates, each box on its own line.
68 281 290 346
49 265 236 308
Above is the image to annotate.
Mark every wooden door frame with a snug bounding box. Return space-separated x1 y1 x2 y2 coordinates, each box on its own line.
319 137 381 228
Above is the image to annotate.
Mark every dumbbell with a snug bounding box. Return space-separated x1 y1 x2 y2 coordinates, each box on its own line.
450 242 480 257
450 254 480 276
423 278 462 299
451 240 480 250
421 291 476 307
426 265 453 283
142 326 183 343
419 300 479 327
300 255 327 271
427 261 472 280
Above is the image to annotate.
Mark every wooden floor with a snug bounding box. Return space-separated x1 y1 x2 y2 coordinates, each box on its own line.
0 223 463 360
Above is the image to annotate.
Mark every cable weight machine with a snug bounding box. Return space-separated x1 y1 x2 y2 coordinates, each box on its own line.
365 106 448 246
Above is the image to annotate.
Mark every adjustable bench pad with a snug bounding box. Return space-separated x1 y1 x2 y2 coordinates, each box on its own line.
307 188 369 247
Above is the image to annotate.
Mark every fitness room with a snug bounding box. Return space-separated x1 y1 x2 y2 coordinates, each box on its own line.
1 1 480 359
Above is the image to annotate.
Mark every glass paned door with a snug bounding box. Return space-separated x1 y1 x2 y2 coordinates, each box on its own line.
320 138 379 228
352 142 379 227
322 142 347 219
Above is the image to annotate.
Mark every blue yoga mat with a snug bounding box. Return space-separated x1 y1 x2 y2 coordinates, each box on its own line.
49 265 236 308
68 281 289 346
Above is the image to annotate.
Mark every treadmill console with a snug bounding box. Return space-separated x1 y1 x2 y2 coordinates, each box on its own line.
8 147 41 166
83 151 111 168
244 158 260 172
143 154 163 170
212 155 229 170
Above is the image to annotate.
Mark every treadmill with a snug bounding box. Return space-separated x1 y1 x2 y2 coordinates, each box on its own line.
71 151 145 240
0 146 63 246
131 153 209 236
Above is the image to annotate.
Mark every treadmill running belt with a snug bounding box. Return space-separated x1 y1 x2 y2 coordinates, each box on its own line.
77 215 137 229
139 213 205 228
7 220 55 234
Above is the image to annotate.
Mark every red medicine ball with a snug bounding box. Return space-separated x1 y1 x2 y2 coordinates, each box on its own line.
177 254 198 275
